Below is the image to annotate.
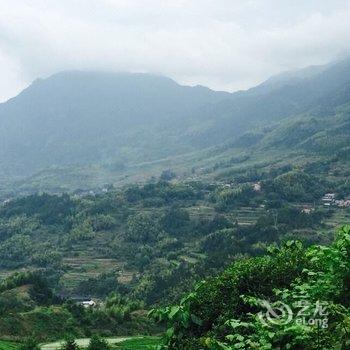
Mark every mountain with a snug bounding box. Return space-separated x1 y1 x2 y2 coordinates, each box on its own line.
0 71 230 178
1 58 350 193
189 57 350 147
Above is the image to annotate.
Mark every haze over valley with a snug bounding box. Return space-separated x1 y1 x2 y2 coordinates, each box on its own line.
1 56 350 195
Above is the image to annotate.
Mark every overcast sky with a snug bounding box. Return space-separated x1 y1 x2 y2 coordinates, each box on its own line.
0 0 350 102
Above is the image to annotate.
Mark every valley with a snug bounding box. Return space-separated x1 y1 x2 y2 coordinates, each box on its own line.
0 58 349 348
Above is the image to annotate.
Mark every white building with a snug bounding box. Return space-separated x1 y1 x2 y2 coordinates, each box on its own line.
322 193 336 206
81 300 96 308
253 182 261 192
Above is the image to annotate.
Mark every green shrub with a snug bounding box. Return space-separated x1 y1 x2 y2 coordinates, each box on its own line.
60 337 79 350
18 339 39 350
87 336 109 350
153 226 350 350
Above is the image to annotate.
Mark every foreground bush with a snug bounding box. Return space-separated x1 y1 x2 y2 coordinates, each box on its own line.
87 336 110 350
152 226 350 349
60 337 79 350
19 339 40 350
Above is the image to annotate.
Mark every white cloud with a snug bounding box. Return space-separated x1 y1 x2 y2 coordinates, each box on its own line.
0 0 349 101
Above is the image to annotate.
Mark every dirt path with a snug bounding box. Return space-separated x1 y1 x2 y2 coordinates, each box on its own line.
41 337 134 350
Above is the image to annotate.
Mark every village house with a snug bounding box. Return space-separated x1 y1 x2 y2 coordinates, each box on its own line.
322 193 336 206
253 182 261 192
301 206 315 214
69 296 97 308
81 300 96 308
335 199 350 208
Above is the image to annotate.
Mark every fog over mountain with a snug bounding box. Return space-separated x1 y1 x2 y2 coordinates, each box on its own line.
1 57 350 191
1 1 350 102
0 71 230 178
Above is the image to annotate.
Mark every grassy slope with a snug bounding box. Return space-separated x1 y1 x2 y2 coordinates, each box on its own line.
0 341 20 350
114 337 162 349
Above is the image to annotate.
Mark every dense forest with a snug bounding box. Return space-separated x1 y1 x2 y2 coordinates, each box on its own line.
0 158 349 343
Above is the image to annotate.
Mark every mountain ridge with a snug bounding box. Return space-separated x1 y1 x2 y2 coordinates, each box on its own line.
1 58 350 193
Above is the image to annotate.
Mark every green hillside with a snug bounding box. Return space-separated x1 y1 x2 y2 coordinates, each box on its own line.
152 226 350 349
0 161 349 340
0 341 20 350
0 58 349 346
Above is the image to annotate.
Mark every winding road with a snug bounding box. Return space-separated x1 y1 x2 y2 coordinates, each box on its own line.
41 337 135 350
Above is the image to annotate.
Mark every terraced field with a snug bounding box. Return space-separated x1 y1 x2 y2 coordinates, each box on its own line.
322 207 350 232
60 256 136 291
227 207 265 226
0 268 29 280
187 205 215 220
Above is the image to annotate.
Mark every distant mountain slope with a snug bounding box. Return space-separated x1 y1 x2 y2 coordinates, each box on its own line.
0 71 230 177
1 58 350 192
189 57 350 146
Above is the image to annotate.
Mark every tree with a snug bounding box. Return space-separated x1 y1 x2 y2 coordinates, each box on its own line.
87 335 109 350
126 212 161 243
91 214 116 231
19 338 40 350
161 207 190 235
160 169 176 181
60 337 79 350
0 234 33 268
